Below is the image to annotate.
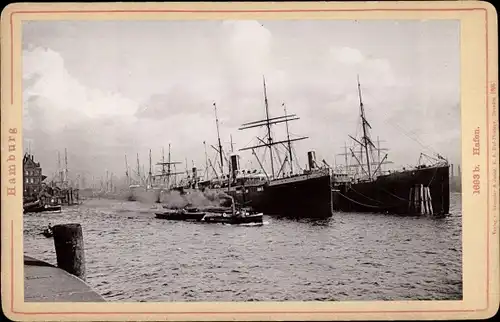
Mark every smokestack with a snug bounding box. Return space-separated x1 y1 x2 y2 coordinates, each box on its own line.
307 151 316 170
231 154 239 179
192 167 197 181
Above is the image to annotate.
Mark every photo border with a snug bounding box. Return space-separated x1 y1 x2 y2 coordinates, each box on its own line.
1 1 498 321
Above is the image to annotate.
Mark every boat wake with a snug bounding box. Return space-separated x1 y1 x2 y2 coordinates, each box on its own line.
223 221 269 227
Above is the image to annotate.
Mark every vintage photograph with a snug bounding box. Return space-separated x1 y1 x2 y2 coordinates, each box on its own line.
22 19 462 302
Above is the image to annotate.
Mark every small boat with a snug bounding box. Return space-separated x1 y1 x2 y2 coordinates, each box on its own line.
201 209 264 225
24 199 62 213
155 208 206 221
41 228 53 238
156 206 263 225
44 204 62 212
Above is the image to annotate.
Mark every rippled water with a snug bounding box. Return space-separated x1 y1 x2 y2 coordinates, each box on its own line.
23 193 462 302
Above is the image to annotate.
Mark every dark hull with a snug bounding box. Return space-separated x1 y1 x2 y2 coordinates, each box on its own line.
155 209 263 225
223 172 333 218
24 205 62 213
332 165 450 215
203 214 263 225
256 172 333 218
226 188 266 209
155 211 206 221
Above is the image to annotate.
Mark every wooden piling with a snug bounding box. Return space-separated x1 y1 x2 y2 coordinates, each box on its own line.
426 187 434 215
420 184 426 215
408 187 414 213
414 185 420 214
52 223 86 280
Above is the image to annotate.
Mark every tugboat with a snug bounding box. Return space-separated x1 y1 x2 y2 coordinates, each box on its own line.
155 208 207 221
41 224 53 238
201 207 263 225
155 197 263 225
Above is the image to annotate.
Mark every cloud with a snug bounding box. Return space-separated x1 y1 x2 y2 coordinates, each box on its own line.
22 20 460 183
330 46 365 65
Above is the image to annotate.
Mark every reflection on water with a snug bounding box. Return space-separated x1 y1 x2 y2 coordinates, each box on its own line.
23 193 462 302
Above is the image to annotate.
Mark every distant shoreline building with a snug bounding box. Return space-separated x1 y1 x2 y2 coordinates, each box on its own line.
23 153 47 200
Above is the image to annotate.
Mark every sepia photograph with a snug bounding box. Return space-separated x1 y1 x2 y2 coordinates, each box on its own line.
19 17 464 304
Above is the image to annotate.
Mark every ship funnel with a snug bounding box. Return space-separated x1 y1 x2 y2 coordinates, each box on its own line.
231 154 240 179
307 151 316 170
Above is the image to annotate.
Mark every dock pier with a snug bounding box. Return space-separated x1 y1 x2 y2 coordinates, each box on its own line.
24 223 104 302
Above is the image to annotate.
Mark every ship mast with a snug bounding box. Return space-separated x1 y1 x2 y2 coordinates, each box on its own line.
167 144 171 186
64 148 69 188
124 154 130 186
203 141 209 180
136 153 140 185
357 75 372 179
155 143 183 188
344 142 349 174
213 102 224 173
282 102 294 174
57 151 62 186
105 170 109 192
161 147 165 181
263 77 275 178
238 77 307 179
148 149 152 187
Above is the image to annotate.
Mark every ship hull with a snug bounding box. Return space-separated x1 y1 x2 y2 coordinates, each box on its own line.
332 165 450 215
200 172 333 218
261 172 333 218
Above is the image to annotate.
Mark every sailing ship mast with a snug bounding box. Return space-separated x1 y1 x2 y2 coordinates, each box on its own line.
57 151 62 186
155 143 182 189
64 148 69 187
262 77 275 177
337 76 392 180
136 153 140 185
203 141 209 180
357 75 372 179
124 154 130 186
168 144 171 185
213 102 224 174
161 148 165 176
282 102 294 174
239 77 308 180
148 149 153 188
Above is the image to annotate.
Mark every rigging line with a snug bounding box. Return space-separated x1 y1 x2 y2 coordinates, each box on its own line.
385 119 438 155
291 146 303 171
348 186 384 204
335 191 405 209
273 144 283 168
362 90 438 155
427 166 440 186
375 186 409 201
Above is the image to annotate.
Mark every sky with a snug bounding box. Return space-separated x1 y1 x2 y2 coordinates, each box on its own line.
22 19 460 186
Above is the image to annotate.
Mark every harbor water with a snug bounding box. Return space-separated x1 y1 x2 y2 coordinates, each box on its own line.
23 193 462 302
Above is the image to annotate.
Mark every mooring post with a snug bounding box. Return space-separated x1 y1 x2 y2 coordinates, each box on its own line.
52 223 86 280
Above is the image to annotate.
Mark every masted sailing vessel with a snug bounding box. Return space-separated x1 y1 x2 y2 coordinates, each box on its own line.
330 77 450 216
204 77 334 218
125 146 185 203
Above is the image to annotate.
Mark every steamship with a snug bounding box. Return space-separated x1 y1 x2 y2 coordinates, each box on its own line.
329 77 450 216
125 146 186 203
204 78 333 218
